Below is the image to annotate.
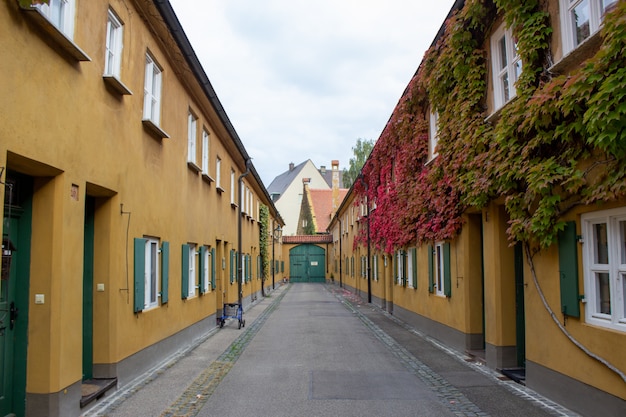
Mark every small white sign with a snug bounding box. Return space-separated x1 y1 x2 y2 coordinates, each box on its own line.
310 261 318 266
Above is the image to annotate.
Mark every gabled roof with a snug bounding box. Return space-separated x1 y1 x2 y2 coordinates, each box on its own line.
309 189 348 233
267 160 309 196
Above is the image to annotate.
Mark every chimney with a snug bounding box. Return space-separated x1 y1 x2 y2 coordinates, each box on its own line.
320 165 326 175
289 162 295 171
302 177 311 187
332 160 340 212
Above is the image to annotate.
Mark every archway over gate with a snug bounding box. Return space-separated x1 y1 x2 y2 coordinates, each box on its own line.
289 244 326 282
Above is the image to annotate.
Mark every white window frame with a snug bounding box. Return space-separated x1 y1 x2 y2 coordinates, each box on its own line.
144 238 160 310
435 242 446 296
582 207 626 332
216 157 222 188
104 9 123 77
143 53 162 124
202 129 210 174
202 246 210 293
372 255 378 281
560 0 618 55
490 23 522 110
396 251 404 285
36 0 75 38
188 243 197 298
187 111 197 164
428 110 439 161
230 169 236 205
407 248 414 288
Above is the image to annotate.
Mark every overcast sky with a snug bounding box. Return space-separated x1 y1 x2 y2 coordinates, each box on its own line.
169 0 454 185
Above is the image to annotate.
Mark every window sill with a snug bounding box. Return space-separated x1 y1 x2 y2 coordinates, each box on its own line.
216 186 225 194
202 173 214 184
550 31 602 75
187 161 202 173
103 75 132 96
142 119 170 140
231 202 238 209
21 6 91 62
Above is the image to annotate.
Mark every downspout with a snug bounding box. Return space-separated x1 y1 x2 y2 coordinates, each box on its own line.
238 159 251 307
339 219 343 288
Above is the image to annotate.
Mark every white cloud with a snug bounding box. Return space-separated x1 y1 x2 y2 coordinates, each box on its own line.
169 0 453 184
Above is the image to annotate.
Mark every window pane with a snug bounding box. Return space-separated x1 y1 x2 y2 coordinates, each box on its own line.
572 0 590 46
498 36 507 69
593 223 609 264
436 245 443 290
622 273 626 320
501 73 510 102
149 241 157 304
596 272 611 314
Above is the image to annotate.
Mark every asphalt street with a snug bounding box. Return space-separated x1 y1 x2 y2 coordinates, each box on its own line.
84 283 580 417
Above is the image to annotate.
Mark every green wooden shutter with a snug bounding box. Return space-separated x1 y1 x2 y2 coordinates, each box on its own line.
199 246 207 294
161 241 169 304
134 238 146 313
211 248 216 289
428 244 434 293
411 247 417 289
558 221 580 317
230 249 235 283
443 242 451 297
182 244 190 299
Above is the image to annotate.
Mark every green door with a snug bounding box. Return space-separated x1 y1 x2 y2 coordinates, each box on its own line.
289 245 326 283
83 197 95 380
1 172 32 417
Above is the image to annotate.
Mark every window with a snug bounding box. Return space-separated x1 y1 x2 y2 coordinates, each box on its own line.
560 0 618 54
429 242 451 297
216 157 222 189
582 207 626 331
407 248 417 288
182 243 197 299
395 251 405 286
230 169 236 205
133 238 169 312
372 255 378 281
36 0 75 38
104 10 123 77
187 111 197 164
490 23 522 110
143 53 162 124
202 130 210 174
144 238 160 309
428 110 439 161
200 246 211 294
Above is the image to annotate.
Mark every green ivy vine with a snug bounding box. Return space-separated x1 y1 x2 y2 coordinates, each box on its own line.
259 205 269 286
357 0 626 251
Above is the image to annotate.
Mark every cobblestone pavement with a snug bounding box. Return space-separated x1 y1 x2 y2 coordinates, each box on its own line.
85 283 581 417
329 286 580 417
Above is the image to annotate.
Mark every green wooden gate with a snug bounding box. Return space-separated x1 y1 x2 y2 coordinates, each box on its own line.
289 245 326 283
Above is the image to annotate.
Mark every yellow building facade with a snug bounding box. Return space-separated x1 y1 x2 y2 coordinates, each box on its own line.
329 1 626 416
1 1 282 416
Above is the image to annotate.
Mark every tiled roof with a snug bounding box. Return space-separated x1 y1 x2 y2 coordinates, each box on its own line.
309 189 348 232
266 160 308 196
283 234 333 244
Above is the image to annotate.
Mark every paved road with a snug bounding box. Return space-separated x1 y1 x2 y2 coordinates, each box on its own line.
86 283 579 417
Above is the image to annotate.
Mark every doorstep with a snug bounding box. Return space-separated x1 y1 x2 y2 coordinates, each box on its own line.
80 378 117 408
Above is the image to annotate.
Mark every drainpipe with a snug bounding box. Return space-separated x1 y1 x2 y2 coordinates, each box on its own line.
339 219 343 288
238 159 251 307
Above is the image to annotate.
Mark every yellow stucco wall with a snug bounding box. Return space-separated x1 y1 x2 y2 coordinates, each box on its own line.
1 0 279 395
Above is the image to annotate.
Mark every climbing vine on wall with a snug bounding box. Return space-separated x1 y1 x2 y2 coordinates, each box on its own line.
356 0 626 252
259 204 269 285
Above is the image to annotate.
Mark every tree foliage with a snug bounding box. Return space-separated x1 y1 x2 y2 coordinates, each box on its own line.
343 138 375 188
355 0 626 253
